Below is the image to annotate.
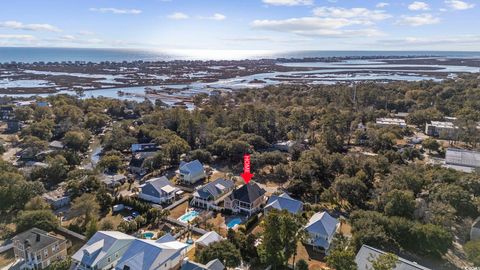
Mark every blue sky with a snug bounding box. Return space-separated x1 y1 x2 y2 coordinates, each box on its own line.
0 0 478 51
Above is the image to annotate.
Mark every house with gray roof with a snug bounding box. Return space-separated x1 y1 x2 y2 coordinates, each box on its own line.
224 182 266 216
101 174 127 189
264 193 303 215
114 234 188 270
180 258 225 270
138 177 179 204
178 160 206 185
12 228 68 270
355 245 431 270
304 211 339 254
72 231 135 270
191 179 234 210
444 148 480 173
195 231 223 249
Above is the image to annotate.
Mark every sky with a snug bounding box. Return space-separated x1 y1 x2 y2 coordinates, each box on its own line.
0 0 479 52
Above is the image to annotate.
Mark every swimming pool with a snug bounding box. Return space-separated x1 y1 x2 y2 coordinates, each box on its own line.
143 232 154 239
226 217 242 229
178 211 199 223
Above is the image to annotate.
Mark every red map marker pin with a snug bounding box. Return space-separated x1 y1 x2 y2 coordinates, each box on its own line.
240 154 254 184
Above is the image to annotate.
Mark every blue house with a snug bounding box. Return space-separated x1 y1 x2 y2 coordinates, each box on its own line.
72 231 135 270
304 211 340 254
264 193 303 215
178 160 206 185
138 176 179 204
191 178 235 210
115 234 188 270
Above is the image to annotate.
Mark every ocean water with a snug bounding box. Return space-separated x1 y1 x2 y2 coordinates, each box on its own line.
1 47 480 63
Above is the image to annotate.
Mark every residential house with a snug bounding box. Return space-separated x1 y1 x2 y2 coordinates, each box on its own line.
138 176 179 204
178 160 206 185
444 148 480 173
304 211 340 254
425 121 459 140
48 140 64 150
12 228 68 270
191 178 235 210
273 140 295 152
42 185 71 209
224 182 266 216
195 231 223 249
355 245 431 270
101 174 127 189
115 234 188 270
72 231 135 270
180 258 225 270
471 217 480 241
131 143 159 153
129 152 157 176
264 193 303 215
0 105 14 120
375 118 407 128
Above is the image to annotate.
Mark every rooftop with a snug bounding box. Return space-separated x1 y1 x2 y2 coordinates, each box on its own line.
13 228 66 252
445 148 480 168
232 182 266 204
355 245 431 270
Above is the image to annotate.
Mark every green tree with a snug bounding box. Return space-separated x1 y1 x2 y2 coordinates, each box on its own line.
16 210 59 232
369 253 398 270
383 189 416 218
295 259 309 270
85 219 98 239
422 138 440 153
98 154 123 173
464 240 480 266
259 210 305 269
326 236 357 270
24 196 51 211
45 258 72 270
196 240 241 268
70 193 100 227
63 130 91 152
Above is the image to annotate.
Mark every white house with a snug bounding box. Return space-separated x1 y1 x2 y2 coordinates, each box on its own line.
115 234 188 270
195 231 223 249
138 177 179 204
304 211 340 254
178 160 206 185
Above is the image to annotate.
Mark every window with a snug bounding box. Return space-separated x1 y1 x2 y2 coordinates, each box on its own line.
115 252 119 258
44 249 48 257
107 257 111 263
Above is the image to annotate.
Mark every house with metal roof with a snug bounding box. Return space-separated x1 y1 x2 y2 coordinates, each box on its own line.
444 148 480 173
178 160 206 185
303 211 340 253
195 231 223 249
191 179 235 210
72 231 135 270
12 228 69 270
224 182 266 216
264 193 303 215
131 143 159 153
425 121 459 140
180 258 225 270
114 234 188 270
138 177 179 204
355 245 431 270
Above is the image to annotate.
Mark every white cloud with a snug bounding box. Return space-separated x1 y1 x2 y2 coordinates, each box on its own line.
78 31 95 36
397 14 440 26
0 21 61 32
200 13 227 21
376 2 389 8
262 0 313 6
168 12 189 20
89 8 142 15
0 34 36 41
380 35 480 49
313 7 392 21
445 0 475 10
408 1 430 11
252 17 384 37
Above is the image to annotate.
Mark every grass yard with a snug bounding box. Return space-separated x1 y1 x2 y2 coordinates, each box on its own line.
169 201 189 219
289 242 329 270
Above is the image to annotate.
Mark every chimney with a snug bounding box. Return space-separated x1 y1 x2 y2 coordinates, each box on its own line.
36 233 41 242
